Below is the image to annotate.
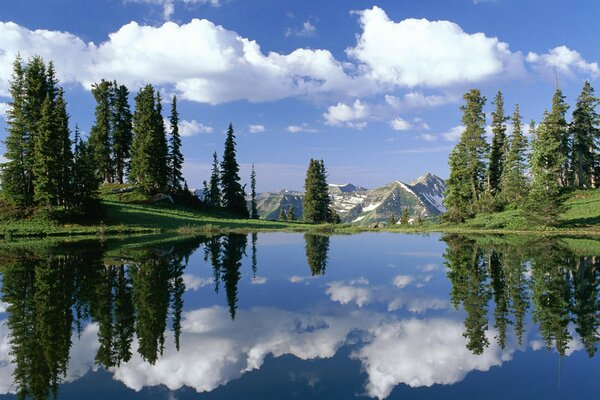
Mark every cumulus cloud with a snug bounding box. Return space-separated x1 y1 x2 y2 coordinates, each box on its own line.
249 124 266 133
418 133 437 142
389 117 412 131
353 318 512 399
0 102 9 119
251 276 267 285
326 282 372 307
392 275 414 288
0 20 368 103
182 274 213 291
442 125 465 141
385 92 455 112
285 21 317 38
287 124 317 133
346 7 526 88
164 118 213 136
527 45 600 79
323 99 369 129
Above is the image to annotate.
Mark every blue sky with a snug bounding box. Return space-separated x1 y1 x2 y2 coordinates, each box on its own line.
0 0 599 191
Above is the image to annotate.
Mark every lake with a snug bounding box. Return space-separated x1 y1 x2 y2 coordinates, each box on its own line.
0 232 599 399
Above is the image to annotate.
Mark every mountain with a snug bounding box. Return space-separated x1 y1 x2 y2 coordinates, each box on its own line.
254 173 446 225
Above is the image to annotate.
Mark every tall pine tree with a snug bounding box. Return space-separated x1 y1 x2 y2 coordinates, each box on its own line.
303 159 332 223
220 124 248 217
500 105 529 204
111 82 133 184
250 164 258 219
571 81 600 188
89 80 114 184
168 95 184 191
32 95 60 209
487 91 508 195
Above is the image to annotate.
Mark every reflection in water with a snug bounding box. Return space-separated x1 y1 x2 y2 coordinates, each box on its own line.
443 234 600 357
305 234 330 276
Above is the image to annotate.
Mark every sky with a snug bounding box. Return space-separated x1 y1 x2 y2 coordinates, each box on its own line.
0 0 599 191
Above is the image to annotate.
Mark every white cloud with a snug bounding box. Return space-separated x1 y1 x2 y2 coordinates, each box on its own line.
286 21 317 38
289 275 306 283
389 117 412 131
323 99 369 129
165 118 213 136
392 275 414 288
0 103 9 119
442 125 465 141
0 20 368 103
326 282 372 307
251 276 267 285
385 92 454 111
287 123 318 133
182 274 213 291
346 7 525 88
527 45 600 79
128 0 221 20
249 124 266 133
418 133 437 142
353 318 512 399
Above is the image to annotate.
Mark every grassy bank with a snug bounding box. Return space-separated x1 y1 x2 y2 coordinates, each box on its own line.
1 187 600 238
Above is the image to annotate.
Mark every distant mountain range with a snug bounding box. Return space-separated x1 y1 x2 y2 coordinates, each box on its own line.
253 173 446 225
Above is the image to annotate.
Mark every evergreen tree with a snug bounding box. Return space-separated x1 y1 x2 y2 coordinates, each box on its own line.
202 180 210 202
55 89 73 207
303 159 332 223
305 234 329 276
220 124 248 217
527 89 569 225
487 91 509 195
444 89 488 221
111 83 133 184
500 104 529 204
33 95 60 209
1 55 31 205
287 205 296 221
72 126 100 210
400 207 410 224
250 164 259 219
570 81 600 188
279 206 287 221
130 85 169 193
168 95 184 191
208 152 221 206
89 80 114 184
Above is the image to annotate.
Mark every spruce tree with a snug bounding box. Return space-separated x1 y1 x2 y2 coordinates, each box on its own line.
209 152 221 206
444 89 488 221
287 205 296 221
303 159 332 223
279 206 287 221
33 95 60 209
55 89 73 207
1 55 30 205
487 91 508 195
111 83 133 184
153 91 169 192
72 126 100 210
168 95 184 191
571 81 600 188
400 207 410 224
220 124 248 217
250 164 258 219
89 80 113 184
500 105 529 204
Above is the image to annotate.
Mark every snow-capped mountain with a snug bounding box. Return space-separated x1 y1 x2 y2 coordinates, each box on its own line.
254 173 446 225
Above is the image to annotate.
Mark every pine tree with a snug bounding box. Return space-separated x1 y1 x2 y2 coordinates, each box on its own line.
1 55 31 205
209 152 221 206
303 159 333 223
168 95 184 191
111 83 132 184
130 85 168 193
33 95 60 209
250 164 258 219
500 105 529 204
571 81 600 188
202 180 210 202
89 80 114 184
220 124 248 217
72 126 100 210
400 207 410 224
287 205 296 221
279 206 287 221
55 89 73 207
444 89 488 221
487 91 509 195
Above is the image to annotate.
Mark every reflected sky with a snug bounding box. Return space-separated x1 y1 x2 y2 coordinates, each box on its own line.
0 232 599 399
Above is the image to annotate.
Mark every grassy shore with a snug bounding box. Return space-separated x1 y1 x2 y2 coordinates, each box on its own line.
1 187 600 238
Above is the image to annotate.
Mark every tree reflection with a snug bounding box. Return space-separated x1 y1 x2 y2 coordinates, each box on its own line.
443 234 600 357
304 234 330 276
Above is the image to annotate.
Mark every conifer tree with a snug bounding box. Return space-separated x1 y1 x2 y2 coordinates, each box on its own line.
287 205 296 221
400 207 410 224
250 164 258 219
111 83 133 184
279 206 287 221
202 180 210 202
33 95 60 209
55 89 73 207
570 81 600 188
209 152 221 206
89 80 114 183
153 91 169 191
1 55 31 205
168 95 184 191
487 91 509 195
72 126 100 209
444 89 488 221
220 124 248 217
303 159 332 223
500 105 529 204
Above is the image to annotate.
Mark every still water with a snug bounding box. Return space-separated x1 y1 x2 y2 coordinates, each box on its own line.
0 232 599 399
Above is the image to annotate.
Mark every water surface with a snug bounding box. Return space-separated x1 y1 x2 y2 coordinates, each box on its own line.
0 232 598 399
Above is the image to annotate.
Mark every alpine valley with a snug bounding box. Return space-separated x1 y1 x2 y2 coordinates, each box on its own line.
253 173 446 225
